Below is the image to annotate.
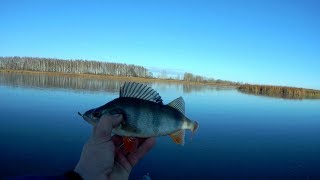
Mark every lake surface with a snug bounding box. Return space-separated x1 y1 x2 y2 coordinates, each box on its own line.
1 72 320 179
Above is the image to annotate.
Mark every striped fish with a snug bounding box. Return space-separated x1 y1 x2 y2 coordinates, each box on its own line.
79 82 199 151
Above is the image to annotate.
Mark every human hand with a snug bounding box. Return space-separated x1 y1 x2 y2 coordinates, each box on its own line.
109 135 155 180
74 114 156 180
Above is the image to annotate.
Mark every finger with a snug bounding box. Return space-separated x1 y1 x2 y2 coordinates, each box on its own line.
136 138 147 146
115 147 132 173
93 114 122 139
127 137 156 166
112 135 123 147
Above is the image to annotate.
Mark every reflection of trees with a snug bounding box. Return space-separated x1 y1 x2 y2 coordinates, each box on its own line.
183 84 205 93
182 84 233 94
151 82 233 94
152 82 181 92
0 72 122 93
0 72 234 94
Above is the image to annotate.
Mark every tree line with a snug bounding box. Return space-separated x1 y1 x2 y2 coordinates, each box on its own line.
0 56 151 78
183 72 239 85
0 56 238 85
238 84 320 99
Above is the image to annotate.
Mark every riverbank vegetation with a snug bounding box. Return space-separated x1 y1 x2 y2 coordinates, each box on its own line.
238 84 320 99
1 56 319 99
0 56 238 86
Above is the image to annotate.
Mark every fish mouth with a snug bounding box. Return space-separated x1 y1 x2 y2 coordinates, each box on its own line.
78 111 96 125
78 112 84 117
78 111 90 121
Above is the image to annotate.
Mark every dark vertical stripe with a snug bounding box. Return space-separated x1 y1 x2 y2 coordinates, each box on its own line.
131 101 141 132
152 106 160 134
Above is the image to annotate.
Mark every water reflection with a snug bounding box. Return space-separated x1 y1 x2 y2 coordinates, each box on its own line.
182 83 233 93
1 72 320 178
0 72 122 93
0 72 233 94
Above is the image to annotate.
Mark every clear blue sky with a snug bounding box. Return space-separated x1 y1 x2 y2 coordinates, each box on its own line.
1 0 319 89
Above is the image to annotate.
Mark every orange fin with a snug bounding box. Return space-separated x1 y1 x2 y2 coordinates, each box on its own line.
169 130 185 145
123 137 139 152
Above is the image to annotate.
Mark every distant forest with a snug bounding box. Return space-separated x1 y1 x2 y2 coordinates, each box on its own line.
0 56 237 85
238 84 320 99
0 56 150 78
1 56 319 99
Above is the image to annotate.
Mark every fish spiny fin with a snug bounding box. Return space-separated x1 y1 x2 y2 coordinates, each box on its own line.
122 137 139 153
119 82 163 104
167 97 185 114
169 129 185 145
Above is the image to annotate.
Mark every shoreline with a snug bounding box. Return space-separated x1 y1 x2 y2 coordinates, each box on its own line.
0 69 238 88
2 69 319 99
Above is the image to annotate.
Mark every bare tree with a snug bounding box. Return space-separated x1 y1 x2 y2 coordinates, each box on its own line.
0 56 151 78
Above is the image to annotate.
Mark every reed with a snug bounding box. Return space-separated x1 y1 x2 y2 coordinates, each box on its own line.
238 84 320 99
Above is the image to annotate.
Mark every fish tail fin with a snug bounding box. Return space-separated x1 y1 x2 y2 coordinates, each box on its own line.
192 121 199 134
191 121 199 140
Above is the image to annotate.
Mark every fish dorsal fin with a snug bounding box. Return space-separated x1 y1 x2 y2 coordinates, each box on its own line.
169 129 185 145
167 97 185 114
119 82 163 104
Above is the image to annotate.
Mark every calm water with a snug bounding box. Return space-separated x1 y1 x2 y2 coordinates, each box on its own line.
1 72 320 179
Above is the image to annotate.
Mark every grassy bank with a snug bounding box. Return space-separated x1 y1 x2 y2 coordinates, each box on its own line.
238 84 320 99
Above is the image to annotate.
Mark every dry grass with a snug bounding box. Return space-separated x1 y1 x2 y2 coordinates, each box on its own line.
238 84 320 99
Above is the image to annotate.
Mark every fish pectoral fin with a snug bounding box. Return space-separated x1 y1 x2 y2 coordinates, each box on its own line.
122 137 139 153
169 130 185 145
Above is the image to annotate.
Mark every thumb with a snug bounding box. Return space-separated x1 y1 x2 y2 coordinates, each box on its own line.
93 114 123 140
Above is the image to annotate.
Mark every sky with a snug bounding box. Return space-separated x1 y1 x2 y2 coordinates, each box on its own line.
1 0 319 89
